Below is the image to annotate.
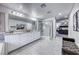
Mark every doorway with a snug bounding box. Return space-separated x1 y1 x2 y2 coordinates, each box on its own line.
56 19 68 37
39 20 53 38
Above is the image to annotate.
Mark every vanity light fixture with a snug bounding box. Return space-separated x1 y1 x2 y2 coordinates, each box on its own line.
30 18 37 21
64 15 68 18
11 11 16 15
16 12 20 15
10 11 24 17
19 14 24 17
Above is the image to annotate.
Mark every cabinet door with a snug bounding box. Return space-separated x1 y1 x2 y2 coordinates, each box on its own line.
5 35 19 52
5 32 40 52
18 34 29 46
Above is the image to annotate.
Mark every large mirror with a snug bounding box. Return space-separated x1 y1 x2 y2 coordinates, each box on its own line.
8 14 36 33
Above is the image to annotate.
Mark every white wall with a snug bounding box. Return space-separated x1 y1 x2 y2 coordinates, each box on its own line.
0 12 5 32
69 3 79 47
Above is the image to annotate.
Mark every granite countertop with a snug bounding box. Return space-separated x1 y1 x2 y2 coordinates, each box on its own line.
62 40 79 55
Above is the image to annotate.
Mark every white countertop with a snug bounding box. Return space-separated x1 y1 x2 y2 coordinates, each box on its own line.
5 31 37 35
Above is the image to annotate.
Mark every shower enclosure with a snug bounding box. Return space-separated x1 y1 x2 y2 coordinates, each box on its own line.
37 20 53 38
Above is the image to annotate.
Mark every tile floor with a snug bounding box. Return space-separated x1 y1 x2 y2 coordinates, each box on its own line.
8 37 62 55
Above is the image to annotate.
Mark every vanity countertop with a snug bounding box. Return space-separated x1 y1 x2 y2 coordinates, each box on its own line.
5 31 35 35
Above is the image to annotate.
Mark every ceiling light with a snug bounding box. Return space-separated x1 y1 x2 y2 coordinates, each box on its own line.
16 12 20 15
12 11 16 15
58 13 62 15
40 3 46 8
19 14 22 16
10 11 24 17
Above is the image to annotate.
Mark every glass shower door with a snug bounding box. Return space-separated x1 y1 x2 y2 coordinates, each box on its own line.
39 20 53 38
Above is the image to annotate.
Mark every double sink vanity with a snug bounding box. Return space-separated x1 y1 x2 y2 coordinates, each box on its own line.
0 31 40 55
2 14 41 54
4 31 40 54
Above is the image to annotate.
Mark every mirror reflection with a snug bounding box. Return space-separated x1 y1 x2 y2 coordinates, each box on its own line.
8 14 36 33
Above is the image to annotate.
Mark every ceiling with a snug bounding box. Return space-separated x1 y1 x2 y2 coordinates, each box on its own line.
0 3 74 20
9 14 35 23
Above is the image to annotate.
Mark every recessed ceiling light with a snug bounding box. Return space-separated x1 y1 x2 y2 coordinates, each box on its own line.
58 13 62 15
40 3 46 8
10 11 24 17
19 14 24 17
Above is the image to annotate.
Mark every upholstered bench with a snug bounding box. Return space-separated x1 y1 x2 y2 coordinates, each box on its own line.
62 37 79 55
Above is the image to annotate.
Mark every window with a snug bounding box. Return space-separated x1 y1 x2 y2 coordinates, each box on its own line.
73 10 79 31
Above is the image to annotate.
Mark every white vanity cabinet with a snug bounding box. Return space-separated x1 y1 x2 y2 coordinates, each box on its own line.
5 31 40 53
0 43 5 55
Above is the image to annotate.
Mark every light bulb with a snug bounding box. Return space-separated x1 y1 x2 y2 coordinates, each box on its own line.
58 13 62 15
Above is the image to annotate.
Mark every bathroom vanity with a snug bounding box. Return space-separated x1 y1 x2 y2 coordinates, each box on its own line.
0 43 5 55
5 31 40 53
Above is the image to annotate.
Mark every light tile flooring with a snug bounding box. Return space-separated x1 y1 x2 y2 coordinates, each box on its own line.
8 37 62 55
